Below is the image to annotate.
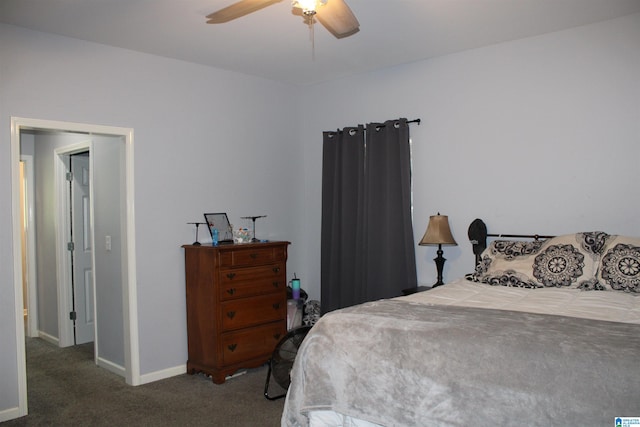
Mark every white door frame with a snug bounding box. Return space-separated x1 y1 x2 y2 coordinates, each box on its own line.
54 141 93 348
10 116 141 417
20 154 39 339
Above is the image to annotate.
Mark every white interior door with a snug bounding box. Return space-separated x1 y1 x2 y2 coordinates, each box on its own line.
71 153 94 344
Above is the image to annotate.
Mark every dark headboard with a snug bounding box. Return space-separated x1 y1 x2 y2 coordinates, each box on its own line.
468 219 488 266
467 218 555 266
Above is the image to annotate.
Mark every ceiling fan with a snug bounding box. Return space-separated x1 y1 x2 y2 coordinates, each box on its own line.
206 0 360 39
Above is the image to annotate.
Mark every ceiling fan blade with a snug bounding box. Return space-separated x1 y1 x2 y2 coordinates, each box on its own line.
206 0 283 23
316 0 359 39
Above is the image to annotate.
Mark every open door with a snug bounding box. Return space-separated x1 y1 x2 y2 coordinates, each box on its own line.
70 152 94 345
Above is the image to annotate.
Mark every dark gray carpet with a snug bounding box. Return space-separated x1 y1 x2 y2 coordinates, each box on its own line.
3 338 286 426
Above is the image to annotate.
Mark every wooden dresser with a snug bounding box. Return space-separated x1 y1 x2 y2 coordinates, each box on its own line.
182 241 289 384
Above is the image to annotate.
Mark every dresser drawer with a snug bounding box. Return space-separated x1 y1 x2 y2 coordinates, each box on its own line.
219 245 287 267
219 264 285 300
221 321 285 366
221 293 286 332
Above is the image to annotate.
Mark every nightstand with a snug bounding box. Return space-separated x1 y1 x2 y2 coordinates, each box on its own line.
402 285 432 296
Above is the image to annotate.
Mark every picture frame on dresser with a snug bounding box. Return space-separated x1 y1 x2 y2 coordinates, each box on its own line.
204 212 234 243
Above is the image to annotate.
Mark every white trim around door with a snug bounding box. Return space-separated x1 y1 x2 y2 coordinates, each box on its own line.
10 116 140 419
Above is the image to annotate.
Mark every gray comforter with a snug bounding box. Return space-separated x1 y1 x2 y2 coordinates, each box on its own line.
282 299 640 426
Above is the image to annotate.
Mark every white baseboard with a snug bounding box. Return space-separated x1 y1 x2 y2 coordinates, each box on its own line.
138 364 186 385
38 331 59 346
0 405 27 423
97 356 126 377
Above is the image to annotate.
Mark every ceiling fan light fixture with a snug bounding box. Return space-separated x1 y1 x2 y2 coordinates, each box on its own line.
292 0 327 16
206 0 359 41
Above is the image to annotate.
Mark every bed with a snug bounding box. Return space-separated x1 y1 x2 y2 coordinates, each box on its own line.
282 220 640 426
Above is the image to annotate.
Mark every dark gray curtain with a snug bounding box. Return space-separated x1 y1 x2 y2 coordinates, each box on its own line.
321 118 417 313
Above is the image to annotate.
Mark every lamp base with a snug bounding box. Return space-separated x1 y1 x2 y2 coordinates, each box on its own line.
433 244 447 287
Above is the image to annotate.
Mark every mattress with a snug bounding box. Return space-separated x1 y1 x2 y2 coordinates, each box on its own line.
403 277 640 324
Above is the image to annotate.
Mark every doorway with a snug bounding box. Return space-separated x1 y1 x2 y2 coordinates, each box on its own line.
10 117 140 418
46 140 95 348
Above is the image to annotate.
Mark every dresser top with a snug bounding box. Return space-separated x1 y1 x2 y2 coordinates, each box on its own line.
182 241 290 250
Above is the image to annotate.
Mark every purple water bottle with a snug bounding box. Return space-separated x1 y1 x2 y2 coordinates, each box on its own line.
291 276 300 300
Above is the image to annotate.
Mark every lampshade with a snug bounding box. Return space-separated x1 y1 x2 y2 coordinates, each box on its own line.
419 214 457 246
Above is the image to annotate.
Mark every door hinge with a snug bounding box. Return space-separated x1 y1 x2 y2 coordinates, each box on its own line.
66 171 73 181
69 311 77 321
67 241 75 251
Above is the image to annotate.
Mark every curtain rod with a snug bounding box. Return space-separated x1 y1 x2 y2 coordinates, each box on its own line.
487 233 555 241
326 118 421 136
366 118 421 127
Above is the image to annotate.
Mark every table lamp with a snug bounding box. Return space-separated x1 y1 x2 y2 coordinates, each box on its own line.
419 213 457 287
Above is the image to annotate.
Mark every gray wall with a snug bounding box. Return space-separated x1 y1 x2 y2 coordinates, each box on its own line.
92 135 125 367
0 22 302 417
1 12 639 419
298 13 640 292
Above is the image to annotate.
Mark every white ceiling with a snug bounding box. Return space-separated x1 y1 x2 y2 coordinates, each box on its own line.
2 0 640 86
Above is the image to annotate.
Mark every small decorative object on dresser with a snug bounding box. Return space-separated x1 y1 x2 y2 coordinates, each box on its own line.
187 222 206 246
182 241 290 384
241 214 267 242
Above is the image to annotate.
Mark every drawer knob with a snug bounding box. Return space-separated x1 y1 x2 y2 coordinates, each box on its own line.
226 288 235 295
250 253 258 259
272 281 279 288
272 303 280 310
226 311 236 319
226 273 236 280
272 266 280 273
273 333 281 340
227 343 237 352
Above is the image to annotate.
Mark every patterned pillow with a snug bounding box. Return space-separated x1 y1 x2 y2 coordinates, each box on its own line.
597 235 640 293
470 240 545 288
471 232 609 289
